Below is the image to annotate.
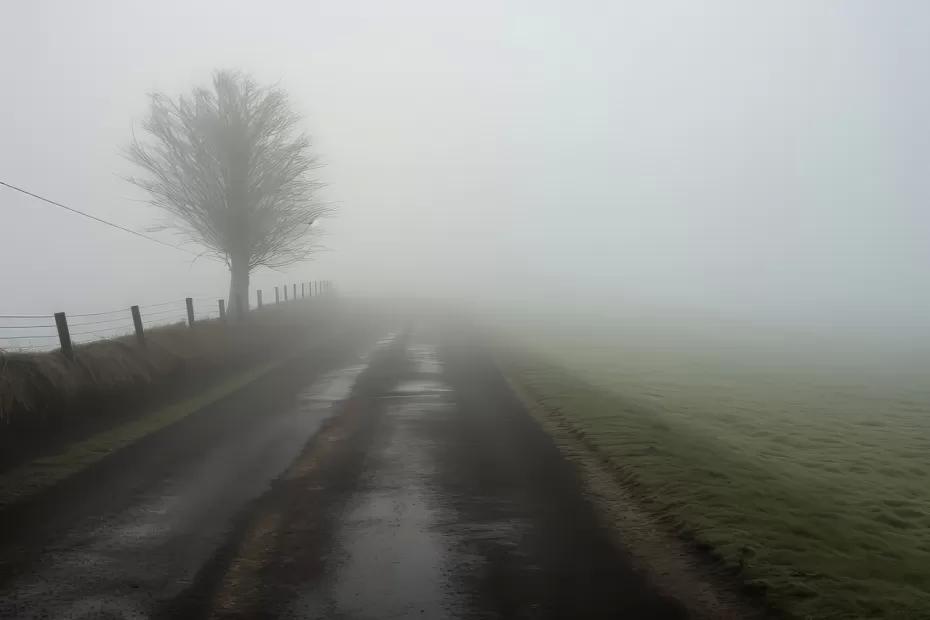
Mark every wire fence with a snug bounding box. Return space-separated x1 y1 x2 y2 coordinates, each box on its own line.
0 280 334 355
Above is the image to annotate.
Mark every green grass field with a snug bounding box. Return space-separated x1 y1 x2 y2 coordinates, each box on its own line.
494 312 930 619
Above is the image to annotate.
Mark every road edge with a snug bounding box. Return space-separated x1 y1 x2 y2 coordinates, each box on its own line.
496 358 771 620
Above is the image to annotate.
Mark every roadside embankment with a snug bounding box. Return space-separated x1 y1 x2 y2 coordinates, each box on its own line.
0 298 354 472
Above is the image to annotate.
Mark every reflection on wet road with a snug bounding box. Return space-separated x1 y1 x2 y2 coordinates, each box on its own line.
274 323 688 619
284 335 463 619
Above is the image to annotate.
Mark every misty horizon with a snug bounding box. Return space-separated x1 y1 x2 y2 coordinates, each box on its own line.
2 1 928 346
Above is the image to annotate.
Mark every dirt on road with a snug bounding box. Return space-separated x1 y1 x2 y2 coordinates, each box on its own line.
0 315 749 619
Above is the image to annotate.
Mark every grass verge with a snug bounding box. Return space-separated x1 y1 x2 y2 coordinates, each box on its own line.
0 357 284 509
0 300 335 430
499 351 930 619
0 300 346 472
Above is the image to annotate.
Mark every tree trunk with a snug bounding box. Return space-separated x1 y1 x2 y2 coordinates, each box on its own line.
228 251 250 320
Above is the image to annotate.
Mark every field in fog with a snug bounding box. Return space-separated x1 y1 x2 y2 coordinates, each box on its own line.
495 312 930 618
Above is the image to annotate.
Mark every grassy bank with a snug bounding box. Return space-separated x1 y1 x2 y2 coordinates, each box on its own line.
495 318 930 619
0 359 282 509
0 299 341 469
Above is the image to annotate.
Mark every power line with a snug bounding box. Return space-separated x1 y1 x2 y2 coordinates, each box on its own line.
0 179 298 284
0 179 208 260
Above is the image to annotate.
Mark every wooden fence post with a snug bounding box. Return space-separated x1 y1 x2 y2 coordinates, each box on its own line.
130 305 145 347
293 283 297 300
275 287 280 304
186 297 195 327
257 289 263 309
54 311 73 360
219 299 226 320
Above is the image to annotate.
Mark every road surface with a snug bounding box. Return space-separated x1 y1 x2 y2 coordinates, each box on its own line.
0 316 688 619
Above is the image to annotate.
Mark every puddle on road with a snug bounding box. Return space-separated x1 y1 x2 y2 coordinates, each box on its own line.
297 364 369 405
407 343 443 375
375 331 400 348
332 485 452 618
297 331 397 407
385 342 449 396
391 379 451 395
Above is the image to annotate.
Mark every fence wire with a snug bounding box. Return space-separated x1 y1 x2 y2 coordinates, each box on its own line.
1 284 330 354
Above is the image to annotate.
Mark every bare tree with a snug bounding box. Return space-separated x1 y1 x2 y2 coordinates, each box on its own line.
127 70 325 316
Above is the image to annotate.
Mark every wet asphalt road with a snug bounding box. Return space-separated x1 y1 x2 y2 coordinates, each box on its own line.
236 321 688 619
0 318 688 619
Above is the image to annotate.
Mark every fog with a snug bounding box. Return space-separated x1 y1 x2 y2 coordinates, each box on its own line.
2 1 928 349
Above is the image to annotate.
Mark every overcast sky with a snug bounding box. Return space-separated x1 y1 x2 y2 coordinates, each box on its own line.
1 1 928 343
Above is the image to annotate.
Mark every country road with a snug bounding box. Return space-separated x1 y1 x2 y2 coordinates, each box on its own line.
0 316 688 619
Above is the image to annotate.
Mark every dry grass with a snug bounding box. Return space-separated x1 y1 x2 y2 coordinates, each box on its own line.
0 300 335 429
0 359 282 509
